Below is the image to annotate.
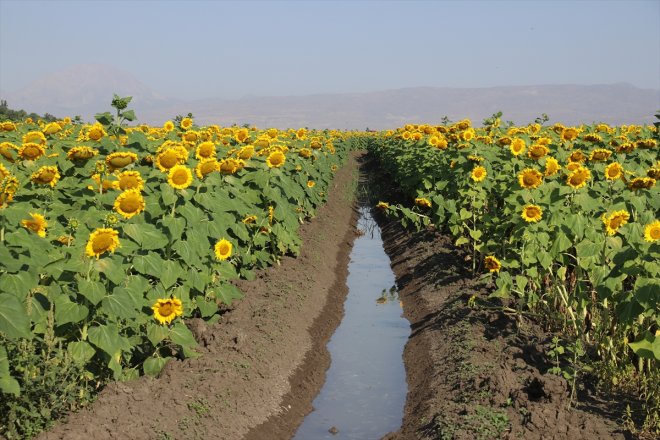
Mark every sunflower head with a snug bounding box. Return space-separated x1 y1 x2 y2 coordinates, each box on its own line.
21 213 47 237
19 142 46 161
113 189 145 219
167 165 193 190
31 166 61 187
377 201 389 210
195 158 219 179
589 148 612 161
484 256 501 273
521 204 543 223
544 157 561 176
628 177 656 191
644 220 660 242
602 210 630 236
566 167 591 189
510 138 526 156
528 144 549 160
67 146 99 162
415 197 432 208
299 148 313 158
117 170 144 191
307 180 316 188
85 228 120 258
214 238 233 261
180 117 193 130
471 166 487 182
152 297 183 325
156 147 187 172
266 151 286 168
518 168 543 189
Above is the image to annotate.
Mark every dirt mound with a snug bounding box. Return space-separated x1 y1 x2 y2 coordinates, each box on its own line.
378 222 630 440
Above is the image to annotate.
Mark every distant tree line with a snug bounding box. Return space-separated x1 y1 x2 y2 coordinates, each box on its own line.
0 99 58 122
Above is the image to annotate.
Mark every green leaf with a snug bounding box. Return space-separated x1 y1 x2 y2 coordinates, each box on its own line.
143 356 171 377
54 295 89 326
0 294 32 340
146 323 169 345
161 217 186 242
169 321 198 349
160 260 182 289
67 341 96 365
132 252 164 277
0 272 39 299
469 229 482 241
0 345 20 396
94 257 125 285
88 324 131 356
77 279 107 305
123 223 169 250
628 332 660 361
216 283 243 305
101 287 141 320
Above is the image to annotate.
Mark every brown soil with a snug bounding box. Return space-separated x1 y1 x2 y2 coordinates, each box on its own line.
377 220 632 440
38 152 361 440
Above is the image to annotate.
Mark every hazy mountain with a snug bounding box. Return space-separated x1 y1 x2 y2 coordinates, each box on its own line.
3 65 658 128
3 64 176 120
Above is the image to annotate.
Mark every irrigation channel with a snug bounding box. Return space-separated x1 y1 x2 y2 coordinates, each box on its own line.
292 205 410 440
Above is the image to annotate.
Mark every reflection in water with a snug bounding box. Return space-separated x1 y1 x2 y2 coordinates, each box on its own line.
293 207 409 440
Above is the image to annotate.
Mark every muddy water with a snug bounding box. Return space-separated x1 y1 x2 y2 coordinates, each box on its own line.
292 207 409 440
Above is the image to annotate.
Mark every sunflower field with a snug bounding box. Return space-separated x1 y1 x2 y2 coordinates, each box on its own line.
368 117 659 427
0 97 350 437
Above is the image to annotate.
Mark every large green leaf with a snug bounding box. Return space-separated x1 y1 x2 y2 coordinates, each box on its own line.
132 252 164 277
0 345 20 396
54 295 89 326
0 293 32 340
143 356 171 377
101 286 142 320
628 332 660 361
160 260 182 289
88 324 131 356
77 279 107 305
67 341 96 365
0 272 39 299
123 223 169 250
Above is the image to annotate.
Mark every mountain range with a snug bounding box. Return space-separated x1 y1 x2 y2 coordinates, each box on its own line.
3 64 658 129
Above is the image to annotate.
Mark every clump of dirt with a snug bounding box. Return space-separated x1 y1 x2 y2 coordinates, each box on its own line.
37 153 362 440
377 221 631 440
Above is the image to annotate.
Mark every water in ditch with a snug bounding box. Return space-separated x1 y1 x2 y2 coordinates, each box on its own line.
292 206 409 440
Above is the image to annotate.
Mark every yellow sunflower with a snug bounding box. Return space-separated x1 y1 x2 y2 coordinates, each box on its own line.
544 157 561 176
561 127 579 142
116 170 144 191
377 201 389 210
31 166 60 187
113 189 145 219
643 220 660 242
307 180 316 188
105 152 138 171
167 165 193 190
510 138 526 156
180 117 193 130
603 162 623 181
484 255 501 273
237 145 255 160
0 142 17 162
195 158 219 179
156 146 187 172
85 228 120 258
266 151 286 168
195 141 216 160
602 210 630 236
234 128 250 144
22 131 47 145
295 128 307 140
628 177 655 191
242 215 257 224
214 238 233 260
471 166 487 182
518 168 543 189
21 213 47 237
415 197 432 208
528 144 549 160
219 158 242 175
18 143 46 161
163 120 175 131
299 148 313 158
87 124 106 141
67 146 98 161
589 148 611 161
152 297 183 325
566 167 591 189
43 122 62 135
521 204 543 223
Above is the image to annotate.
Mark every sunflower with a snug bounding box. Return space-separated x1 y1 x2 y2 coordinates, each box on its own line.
484 255 501 273
18 142 46 161
561 127 579 142
242 215 257 224
113 189 145 219
195 158 219 179
163 120 175 131
307 180 315 188
87 124 106 141
156 146 187 172
152 297 183 325
22 131 47 145
298 148 313 158
518 168 543 189
180 117 193 130
377 201 389 210
415 197 432 208
194 141 216 160
0 163 9 180
105 152 138 172
167 165 193 190
644 220 660 242
429 135 448 150
528 144 549 160
85 228 120 258
214 238 233 260
544 157 561 176
460 128 476 142
31 166 60 187
296 128 307 140
589 148 611 161
471 166 487 182
67 146 98 161
604 162 623 181
268 205 275 224
238 145 255 160
116 170 144 191
234 128 250 143
510 138 526 156
266 151 286 168
183 130 198 144
628 177 655 191
568 150 586 163
0 142 17 162
43 122 62 135
566 167 591 189
602 210 630 236
219 158 242 175
521 204 543 223
21 213 47 237
648 167 660 180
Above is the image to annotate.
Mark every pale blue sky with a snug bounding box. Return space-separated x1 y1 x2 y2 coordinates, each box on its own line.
1 0 659 100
